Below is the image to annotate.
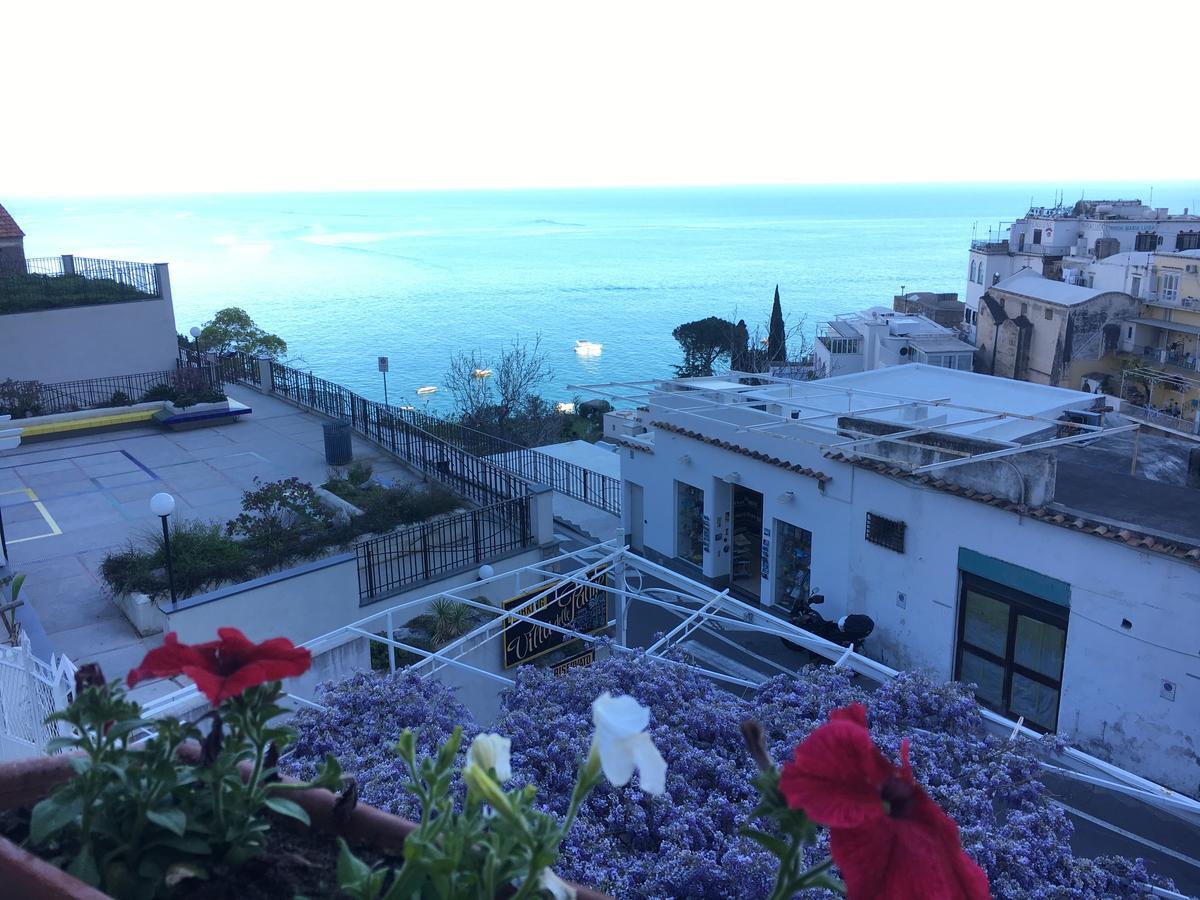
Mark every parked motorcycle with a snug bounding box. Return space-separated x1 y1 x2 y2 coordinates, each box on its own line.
779 592 875 655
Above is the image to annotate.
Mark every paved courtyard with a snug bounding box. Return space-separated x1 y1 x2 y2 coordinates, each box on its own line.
0 385 417 684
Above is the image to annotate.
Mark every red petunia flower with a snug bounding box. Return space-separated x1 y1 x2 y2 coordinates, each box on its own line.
779 703 990 900
127 628 311 705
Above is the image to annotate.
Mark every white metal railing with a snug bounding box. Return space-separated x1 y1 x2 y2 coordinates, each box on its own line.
0 633 76 761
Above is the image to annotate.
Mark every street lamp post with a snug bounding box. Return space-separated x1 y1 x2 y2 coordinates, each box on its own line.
189 326 203 364
150 492 178 605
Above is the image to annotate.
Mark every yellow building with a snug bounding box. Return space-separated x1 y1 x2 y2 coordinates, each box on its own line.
1118 250 1200 423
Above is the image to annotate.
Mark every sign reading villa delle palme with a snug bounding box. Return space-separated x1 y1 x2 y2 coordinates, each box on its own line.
501 567 608 669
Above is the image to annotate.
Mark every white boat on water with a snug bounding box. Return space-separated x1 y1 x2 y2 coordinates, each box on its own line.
575 340 602 356
472 368 493 378
416 385 438 396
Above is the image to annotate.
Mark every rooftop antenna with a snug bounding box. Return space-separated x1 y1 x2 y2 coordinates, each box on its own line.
1149 185 1154 206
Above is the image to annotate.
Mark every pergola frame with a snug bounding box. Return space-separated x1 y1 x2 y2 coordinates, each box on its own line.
142 541 1200 831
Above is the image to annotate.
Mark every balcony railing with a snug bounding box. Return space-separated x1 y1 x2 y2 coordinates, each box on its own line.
0 255 161 313
817 334 863 355
970 240 1010 252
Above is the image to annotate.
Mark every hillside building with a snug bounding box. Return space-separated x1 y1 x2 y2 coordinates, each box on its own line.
593 365 1200 794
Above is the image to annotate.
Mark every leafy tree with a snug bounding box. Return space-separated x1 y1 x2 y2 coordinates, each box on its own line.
444 336 559 444
672 316 735 377
768 285 787 364
730 319 751 372
199 307 288 359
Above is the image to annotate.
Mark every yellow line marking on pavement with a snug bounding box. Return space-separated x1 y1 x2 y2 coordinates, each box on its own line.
1 487 63 543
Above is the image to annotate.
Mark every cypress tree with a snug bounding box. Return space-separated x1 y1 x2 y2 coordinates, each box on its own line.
768 285 787 363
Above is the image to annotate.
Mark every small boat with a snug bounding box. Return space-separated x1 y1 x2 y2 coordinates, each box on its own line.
399 405 416 411
472 368 493 378
575 340 603 356
416 385 438 396
555 402 576 414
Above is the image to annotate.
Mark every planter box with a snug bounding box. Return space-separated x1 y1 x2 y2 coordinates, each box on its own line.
111 590 168 637
0 752 610 899
154 399 251 431
13 403 163 443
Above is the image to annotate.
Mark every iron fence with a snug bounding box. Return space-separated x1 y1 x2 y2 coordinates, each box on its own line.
1 256 161 312
266 363 527 507
355 497 533 603
218 357 621 516
0 365 224 418
179 348 262 386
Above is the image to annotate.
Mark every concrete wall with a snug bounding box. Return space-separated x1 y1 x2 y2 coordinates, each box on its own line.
624 425 1200 794
0 264 178 383
162 545 550 648
979 289 1136 387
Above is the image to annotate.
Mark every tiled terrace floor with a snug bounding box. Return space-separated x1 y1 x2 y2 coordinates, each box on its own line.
0 385 418 687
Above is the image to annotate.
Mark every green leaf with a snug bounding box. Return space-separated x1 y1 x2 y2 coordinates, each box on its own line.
337 838 374 887
45 737 82 755
263 795 311 826
146 807 187 836
66 845 100 886
741 827 789 858
28 794 83 845
147 834 213 855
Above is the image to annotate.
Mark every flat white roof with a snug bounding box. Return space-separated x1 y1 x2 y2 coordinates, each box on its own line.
993 271 1109 306
572 365 1128 468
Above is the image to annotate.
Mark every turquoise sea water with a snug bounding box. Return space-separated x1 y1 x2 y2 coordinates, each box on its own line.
10 183 1200 410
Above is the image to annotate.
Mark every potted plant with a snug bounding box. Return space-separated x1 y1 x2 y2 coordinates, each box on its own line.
0 630 627 899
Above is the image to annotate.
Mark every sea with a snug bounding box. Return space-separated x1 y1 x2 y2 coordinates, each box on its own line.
10 183 1200 411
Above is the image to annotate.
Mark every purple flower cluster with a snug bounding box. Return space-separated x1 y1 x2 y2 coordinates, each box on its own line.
286 670 478 820
287 657 1175 898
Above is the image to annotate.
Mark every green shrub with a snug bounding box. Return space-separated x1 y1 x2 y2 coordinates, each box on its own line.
356 483 460 534
227 477 335 571
102 390 132 408
100 521 250 601
0 379 44 418
346 460 374 487
0 273 154 315
140 382 178 403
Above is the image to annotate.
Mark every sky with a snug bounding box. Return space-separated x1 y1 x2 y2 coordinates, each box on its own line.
4 0 1198 196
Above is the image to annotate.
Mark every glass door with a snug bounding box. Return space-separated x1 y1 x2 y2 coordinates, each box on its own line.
731 485 763 599
675 482 704 567
955 574 1068 732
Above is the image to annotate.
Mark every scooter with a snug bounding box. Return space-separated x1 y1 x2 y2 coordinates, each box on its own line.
780 592 875 654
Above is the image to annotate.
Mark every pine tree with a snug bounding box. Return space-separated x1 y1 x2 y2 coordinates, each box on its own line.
768 285 787 363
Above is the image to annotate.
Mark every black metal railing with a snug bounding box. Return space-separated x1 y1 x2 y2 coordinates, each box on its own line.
355 497 533 603
265 363 527 507
1 365 224 418
1 256 161 313
216 356 621 516
179 348 263 387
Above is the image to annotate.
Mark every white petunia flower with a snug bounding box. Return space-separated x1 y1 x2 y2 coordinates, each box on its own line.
590 692 667 795
539 867 576 900
467 732 512 782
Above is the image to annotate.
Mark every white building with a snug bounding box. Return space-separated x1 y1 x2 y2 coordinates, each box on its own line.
965 199 1200 342
595 365 1200 794
813 307 975 378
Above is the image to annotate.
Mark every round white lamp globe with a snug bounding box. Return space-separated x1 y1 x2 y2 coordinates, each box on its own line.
477 564 495 580
189 326 202 338
150 492 176 518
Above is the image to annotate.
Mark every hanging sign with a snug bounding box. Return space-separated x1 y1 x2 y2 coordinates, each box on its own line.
502 566 608 668
553 648 596 676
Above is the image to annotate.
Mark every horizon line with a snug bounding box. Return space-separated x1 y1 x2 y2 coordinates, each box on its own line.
4 176 1200 201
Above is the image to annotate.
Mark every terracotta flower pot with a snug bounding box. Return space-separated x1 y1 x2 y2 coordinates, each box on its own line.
0 753 611 899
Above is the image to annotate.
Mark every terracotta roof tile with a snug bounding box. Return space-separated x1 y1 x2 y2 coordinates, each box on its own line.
0 203 24 240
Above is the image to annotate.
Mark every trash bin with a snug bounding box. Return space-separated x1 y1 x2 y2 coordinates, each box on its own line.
323 419 353 466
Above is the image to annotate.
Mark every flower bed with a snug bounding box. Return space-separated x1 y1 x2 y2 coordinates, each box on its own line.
288 654 1176 899
100 477 463 604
